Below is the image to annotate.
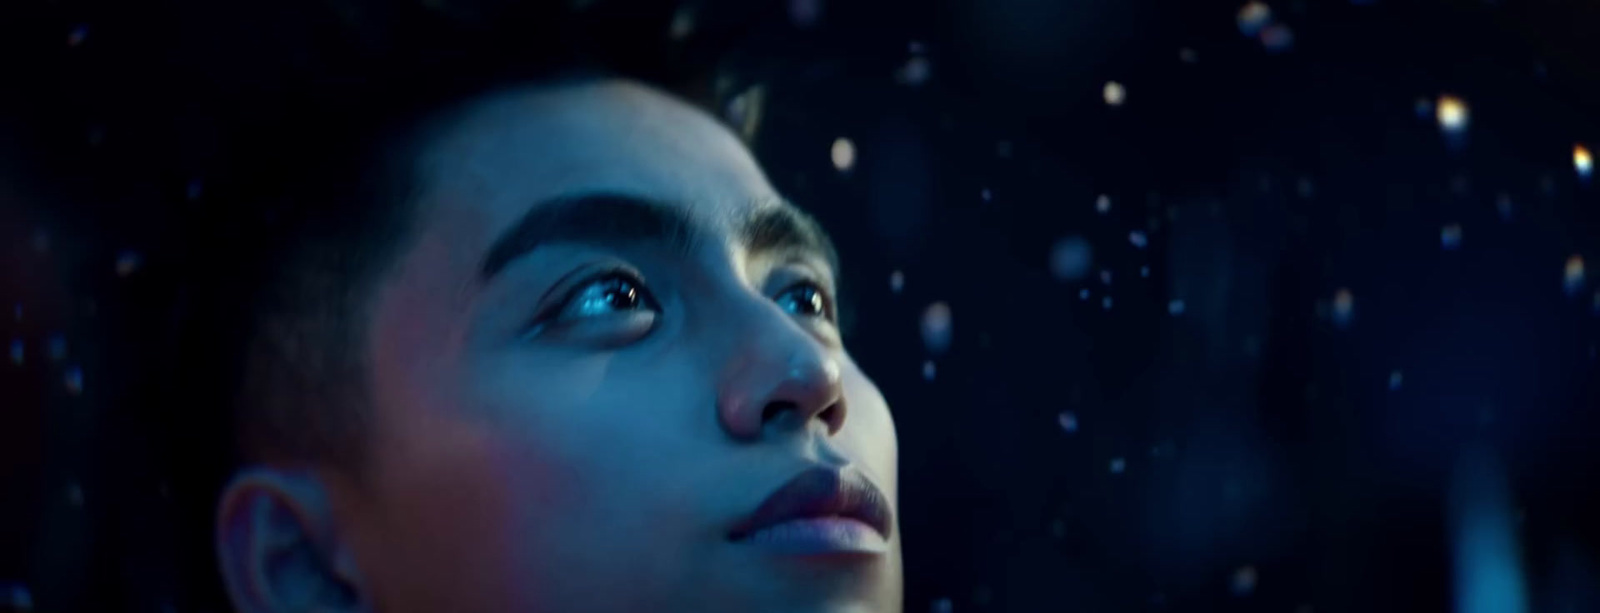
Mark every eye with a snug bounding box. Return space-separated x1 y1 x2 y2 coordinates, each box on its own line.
774 282 831 319
551 272 660 322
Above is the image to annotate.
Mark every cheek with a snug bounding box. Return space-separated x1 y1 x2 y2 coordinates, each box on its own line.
839 367 899 493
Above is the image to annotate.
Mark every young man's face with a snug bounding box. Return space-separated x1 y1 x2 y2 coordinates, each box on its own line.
320 80 899 612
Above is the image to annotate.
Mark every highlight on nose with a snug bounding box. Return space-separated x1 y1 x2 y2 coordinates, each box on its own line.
718 353 846 441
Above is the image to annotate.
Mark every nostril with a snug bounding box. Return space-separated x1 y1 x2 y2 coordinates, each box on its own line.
761 401 796 425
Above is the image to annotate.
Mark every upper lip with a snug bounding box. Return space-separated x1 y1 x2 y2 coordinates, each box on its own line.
728 466 893 542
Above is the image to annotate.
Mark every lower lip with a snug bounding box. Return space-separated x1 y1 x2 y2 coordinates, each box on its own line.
735 517 890 556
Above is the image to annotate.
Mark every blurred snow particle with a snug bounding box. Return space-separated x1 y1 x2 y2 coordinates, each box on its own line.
1095 194 1112 214
1332 288 1355 328
1414 97 1434 119
1564 255 1586 294
1179 47 1199 63
981 188 992 202
8 339 21 366
1259 23 1294 53
1058 411 1079 434
1102 81 1126 107
1237 2 1273 36
0 581 32 610
46 334 66 362
1231 566 1259 595
64 365 84 395
1049 236 1094 281
896 56 932 86
930 598 954 613
920 302 953 354
1389 370 1404 390
668 7 695 40
788 0 822 28
187 178 203 200
1296 177 1315 198
1440 223 1463 250
1101 295 1114 310
1128 230 1148 249
1140 265 1151 278
830 137 856 172
1168 299 1186 316
1099 270 1113 285
995 140 1012 158
1110 457 1126 474
1593 290 1600 314
1495 193 1513 221
922 360 937 381
1436 95 1469 134
1575 144 1593 180
67 483 84 507
889 270 905 293
31 229 49 254
67 25 88 47
1079 288 1091 300
115 250 142 277
11 303 19 322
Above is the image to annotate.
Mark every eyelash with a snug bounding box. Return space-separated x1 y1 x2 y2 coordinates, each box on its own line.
536 270 836 330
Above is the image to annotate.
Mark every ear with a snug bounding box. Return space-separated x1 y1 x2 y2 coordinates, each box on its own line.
216 468 369 613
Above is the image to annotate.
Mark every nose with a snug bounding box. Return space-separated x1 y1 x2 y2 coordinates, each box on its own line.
715 306 846 442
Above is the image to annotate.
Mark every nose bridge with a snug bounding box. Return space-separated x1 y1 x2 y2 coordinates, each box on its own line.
709 285 845 441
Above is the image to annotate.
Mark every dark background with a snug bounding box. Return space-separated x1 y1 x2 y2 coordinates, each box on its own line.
3 0 1599 611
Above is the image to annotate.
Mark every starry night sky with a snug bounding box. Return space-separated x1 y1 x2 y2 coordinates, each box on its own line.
3 0 1599 611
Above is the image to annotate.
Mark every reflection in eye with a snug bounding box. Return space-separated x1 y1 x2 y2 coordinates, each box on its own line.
775 282 830 319
553 272 660 322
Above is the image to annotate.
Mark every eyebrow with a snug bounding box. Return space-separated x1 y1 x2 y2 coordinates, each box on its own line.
479 193 841 281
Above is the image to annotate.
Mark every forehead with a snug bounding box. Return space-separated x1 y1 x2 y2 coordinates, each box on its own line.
412 79 779 240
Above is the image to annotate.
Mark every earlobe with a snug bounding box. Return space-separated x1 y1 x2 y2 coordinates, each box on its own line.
216 468 368 613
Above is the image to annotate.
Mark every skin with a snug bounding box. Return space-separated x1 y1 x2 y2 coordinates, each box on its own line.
215 80 902 613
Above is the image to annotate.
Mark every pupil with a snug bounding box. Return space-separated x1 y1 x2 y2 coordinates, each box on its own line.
605 281 637 308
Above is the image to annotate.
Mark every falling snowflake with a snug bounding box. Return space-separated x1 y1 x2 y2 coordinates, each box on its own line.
1109 457 1126 473
1495 193 1513 221
1436 95 1469 134
920 302 953 354
46 334 66 362
889 270 905 293
896 56 932 86
64 365 84 395
1102 81 1127 107
1095 194 1112 214
1049 236 1094 282
930 598 954 613
1332 288 1355 328
921 360 937 381
830 137 856 172
1099 270 1113 285
1231 565 1259 595
1128 230 1148 249
1565 255 1586 295
980 188 992 202
1575 144 1593 180
1237 2 1272 36
67 25 89 47
668 7 695 40
1102 296 1114 310
1179 47 1199 63
8 339 21 366
1259 23 1294 53
788 0 822 28
1058 411 1079 433
1079 288 1091 300
1168 299 1186 316
1388 370 1404 390
1440 224 1463 250
1140 265 1151 278
115 251 143 277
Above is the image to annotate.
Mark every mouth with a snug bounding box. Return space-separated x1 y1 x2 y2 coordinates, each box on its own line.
728 466 894 556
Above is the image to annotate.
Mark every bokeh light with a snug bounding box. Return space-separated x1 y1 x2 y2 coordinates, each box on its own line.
920 302 953 354
1237 2 1272 36
1441 223 1463 250
889 270 905 293
1574 144 1592 179
1436 95 1469 134
1048 236 1094 281
830 137 855 172
1564 255 1585 294
1095 194 1112 214
1332 287 1355 328
1232 566 1259 595
1259 23 1294 53
1103 81 1126 107
1058 411 1079 434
